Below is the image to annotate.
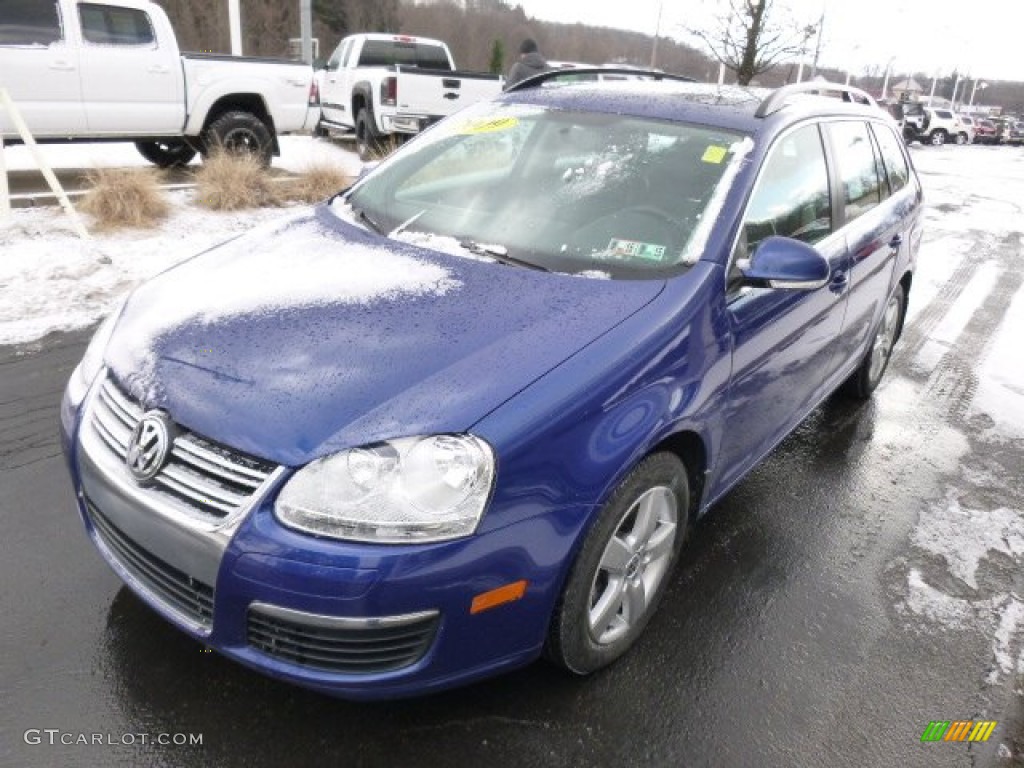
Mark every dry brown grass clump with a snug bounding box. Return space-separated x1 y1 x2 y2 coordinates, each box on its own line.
194 151 280 210
79 167 170 230
280 162 354 204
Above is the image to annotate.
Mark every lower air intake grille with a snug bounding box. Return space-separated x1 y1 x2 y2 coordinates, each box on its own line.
247 604 439 674
86 500 214 629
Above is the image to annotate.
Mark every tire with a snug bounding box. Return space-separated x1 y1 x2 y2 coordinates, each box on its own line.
842 283 905 399
202 110 273 167
545 452 690 674
355 108 382 162
955 132 968 145
134 139 197 169
929 130 946 146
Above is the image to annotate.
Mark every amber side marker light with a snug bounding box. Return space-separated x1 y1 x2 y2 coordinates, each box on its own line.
470 580 528 614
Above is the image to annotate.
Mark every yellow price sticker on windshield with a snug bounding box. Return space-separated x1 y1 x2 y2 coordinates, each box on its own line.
702 145 728 164
458 116 519 135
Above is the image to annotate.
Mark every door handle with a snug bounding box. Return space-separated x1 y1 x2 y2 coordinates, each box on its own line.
888 234 903 248
148 65 170 74
829 270 849 294
328 77 337 83
443 92 460 100
49 60 75 71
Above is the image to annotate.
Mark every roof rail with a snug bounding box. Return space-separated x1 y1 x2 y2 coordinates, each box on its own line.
754 81 877 118
506 67 696 92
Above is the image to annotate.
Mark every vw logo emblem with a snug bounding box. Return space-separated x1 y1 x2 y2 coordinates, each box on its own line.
126 411 173 483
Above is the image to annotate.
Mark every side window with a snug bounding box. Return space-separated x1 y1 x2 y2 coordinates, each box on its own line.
339 40 354 68
871 123 910 194
827 121 883 223
0 1 62 46
741 123 832 254
79 4 155 47
326 42 344 71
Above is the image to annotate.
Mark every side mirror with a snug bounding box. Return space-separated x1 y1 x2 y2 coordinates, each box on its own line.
740 236 830 291
313 58 327 71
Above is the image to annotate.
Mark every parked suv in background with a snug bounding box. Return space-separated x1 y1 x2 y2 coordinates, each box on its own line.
62 76 921 699
922 107 972 145
1005 120 1024 146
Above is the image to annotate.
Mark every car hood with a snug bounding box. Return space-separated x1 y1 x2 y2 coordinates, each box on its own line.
104 208 665 466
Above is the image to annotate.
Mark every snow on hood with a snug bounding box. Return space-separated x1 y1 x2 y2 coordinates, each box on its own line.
103 207 665 465
108 211 459 406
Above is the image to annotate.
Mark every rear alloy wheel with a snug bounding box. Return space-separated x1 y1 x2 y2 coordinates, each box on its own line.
842 283 905 399
134 139 197 168
202 110 274 167
546 452 689 674
929 130 946 146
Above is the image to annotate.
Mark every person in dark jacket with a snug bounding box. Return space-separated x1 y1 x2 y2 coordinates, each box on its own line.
505 38 548 89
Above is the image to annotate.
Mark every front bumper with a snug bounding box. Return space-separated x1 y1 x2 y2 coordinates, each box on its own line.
62 379 589 700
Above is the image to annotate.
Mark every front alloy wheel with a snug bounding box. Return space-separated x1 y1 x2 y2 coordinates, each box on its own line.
546 452 690 674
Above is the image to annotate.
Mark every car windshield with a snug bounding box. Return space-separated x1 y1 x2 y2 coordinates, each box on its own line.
342 103 745 278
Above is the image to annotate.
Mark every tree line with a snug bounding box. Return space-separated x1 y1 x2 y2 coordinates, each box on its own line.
155 0 1024 114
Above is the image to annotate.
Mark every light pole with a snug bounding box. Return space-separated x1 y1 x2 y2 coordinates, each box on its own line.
969 80 988 109
650 1 664 69
880 56 897 100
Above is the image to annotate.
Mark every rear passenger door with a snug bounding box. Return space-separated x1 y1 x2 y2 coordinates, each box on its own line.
823 120 907 368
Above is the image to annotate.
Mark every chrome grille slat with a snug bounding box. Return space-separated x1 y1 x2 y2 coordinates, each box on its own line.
156 467 245 514
89 376 280 521
171 445 266 490
173 439 271 484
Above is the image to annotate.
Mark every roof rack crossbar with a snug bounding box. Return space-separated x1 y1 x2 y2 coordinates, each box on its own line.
754 81 877 118
506 67 696 92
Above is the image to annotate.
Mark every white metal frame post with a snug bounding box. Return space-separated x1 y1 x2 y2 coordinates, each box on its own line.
0 131 9 221
0 88 90 239
229 0 243 56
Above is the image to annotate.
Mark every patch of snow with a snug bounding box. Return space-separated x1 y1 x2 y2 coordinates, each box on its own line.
903 569 974 626
384 230 495 263
973 282 1024 437
913 260 998 372
988 596 1024 684
0 191 269 345
911 496 1024 589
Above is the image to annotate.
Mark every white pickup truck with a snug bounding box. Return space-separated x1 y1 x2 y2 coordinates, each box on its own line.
316 34 503 160
0 0 318 167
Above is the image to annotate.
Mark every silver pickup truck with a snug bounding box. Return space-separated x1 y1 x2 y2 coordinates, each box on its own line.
0 0 318 167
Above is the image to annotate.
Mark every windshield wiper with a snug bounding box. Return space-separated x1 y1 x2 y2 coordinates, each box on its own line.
351 205 385 235
459 240 550 272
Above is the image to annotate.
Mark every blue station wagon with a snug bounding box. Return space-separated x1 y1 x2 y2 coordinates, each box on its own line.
61 76 922 699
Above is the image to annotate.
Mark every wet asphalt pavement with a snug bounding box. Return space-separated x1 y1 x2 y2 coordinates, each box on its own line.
3 157 1024 767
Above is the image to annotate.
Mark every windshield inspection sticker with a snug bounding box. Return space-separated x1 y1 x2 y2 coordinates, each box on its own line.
604 238 667 262
457 116 519 135
701 145 728 164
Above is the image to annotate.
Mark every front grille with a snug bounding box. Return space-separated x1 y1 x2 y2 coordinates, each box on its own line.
86 500 214 629
247 605 439 674
89 376 278 521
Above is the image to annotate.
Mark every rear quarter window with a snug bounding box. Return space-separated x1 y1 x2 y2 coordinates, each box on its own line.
870 123 911 194
826 121 884 223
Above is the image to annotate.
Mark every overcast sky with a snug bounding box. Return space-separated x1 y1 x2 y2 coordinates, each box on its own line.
516 0 1024 83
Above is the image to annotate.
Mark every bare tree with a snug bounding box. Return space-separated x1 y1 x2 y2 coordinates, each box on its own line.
688 0 814 85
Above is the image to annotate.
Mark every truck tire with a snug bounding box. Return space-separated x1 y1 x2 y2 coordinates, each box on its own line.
202 111 274 167
355 108 383 162
135 139 197 169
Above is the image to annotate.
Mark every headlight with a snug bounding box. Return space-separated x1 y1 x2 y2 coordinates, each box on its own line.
274 434 496 544
66 299 126 407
